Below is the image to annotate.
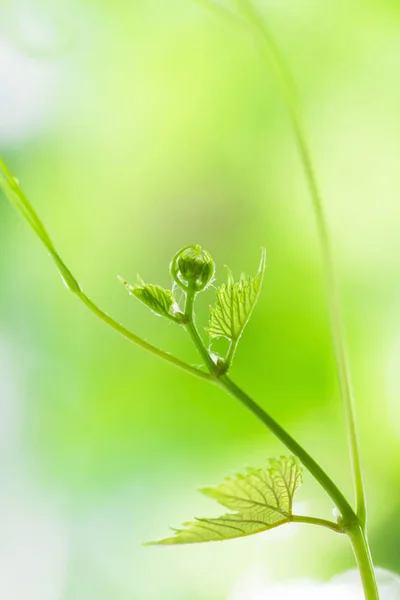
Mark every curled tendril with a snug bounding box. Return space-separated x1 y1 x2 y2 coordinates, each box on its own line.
170 245 215 292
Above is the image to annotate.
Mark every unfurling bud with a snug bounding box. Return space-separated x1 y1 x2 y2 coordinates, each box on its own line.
170 245 215 292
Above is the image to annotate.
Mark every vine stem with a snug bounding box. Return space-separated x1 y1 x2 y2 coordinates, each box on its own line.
186 304 378 598
350 526 380 598
0 159 211 383
192 0 368 534
0 8 378 596
191 2 377 596
183 293 356 523
217 375 356 524
218 376 378 600
235 0 367 533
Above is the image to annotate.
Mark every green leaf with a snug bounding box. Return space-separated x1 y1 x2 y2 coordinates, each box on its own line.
208 249 266 341
147 456 302 545
120 276 177 320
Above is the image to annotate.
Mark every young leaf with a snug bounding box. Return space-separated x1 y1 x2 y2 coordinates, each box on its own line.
120 276 178 320
208 249 266 341
147 456 302 545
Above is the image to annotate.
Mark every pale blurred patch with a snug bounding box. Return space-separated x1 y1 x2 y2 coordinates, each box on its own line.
0 339 69 600
0 4 59 146
0 0 88 147
230 567 400 600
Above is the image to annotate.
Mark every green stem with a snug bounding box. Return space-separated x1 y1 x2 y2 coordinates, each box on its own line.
185 287 219 375
235 0 366 533
194 0 377 595
225 338 239 371
217 374 378 597
184 289 377 598
349 526 379 600
218 374 356 525
194 0 367 533
0 159 210 383
235 0 367 533
77 293 211 381
183 295 351 524
291 515 344 535
186 319 217 374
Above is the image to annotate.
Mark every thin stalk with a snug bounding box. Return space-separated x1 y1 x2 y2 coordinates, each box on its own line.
0 159 210 383
225 338 239 371
77 293 211 381
349 526 380 600
185 287 219 375
291 515 344 535
186 320 218 374
234 0 367 531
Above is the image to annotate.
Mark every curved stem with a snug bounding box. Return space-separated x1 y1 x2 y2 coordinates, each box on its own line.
291 515 344 535
218 375 356 524
184 286 376 594
216 375 378 598
234 0 367 531
0 159 211 383
77 293 211 380
181 269 355 524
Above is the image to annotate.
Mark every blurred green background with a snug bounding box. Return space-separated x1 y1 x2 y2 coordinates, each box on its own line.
1 0 400 598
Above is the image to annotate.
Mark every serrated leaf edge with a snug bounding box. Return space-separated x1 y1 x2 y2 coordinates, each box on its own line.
146 455 303 546
207 248 266 341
